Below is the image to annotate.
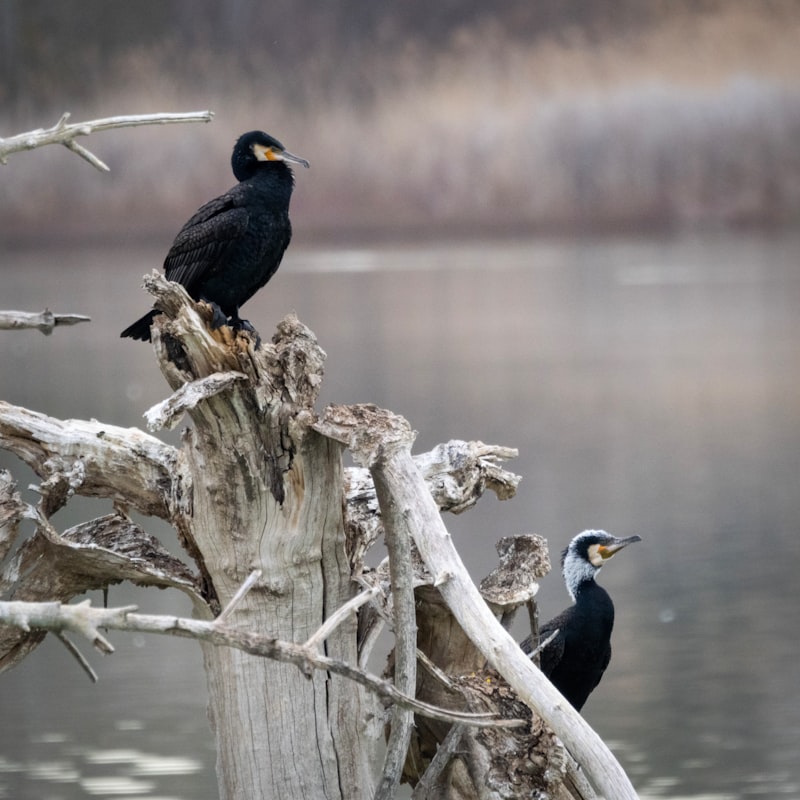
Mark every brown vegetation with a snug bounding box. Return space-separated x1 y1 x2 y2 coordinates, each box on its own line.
2 3 800 239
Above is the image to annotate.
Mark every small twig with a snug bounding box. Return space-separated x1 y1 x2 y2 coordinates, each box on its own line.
0 599 524 730
416 649 456 690
526 628 560 660
0 110 214 170
63 137 110 171
0 309 91 335
144 371 249 431
54 631 99 683
215 569 262 625
527 597 540 665
304 585 381 651
412 722 467 799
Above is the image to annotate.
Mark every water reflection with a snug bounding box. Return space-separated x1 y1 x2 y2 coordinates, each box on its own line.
0 728 204 798
1 232 799 798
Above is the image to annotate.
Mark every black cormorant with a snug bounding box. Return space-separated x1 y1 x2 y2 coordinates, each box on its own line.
121 130 309 343
522 530 641 711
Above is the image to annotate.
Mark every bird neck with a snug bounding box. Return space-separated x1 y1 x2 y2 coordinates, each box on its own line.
572 579 615 640
248 163 294 200
572 576 610 602
562 550 601 602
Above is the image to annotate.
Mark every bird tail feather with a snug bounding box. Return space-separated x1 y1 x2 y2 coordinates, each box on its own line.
120 310 158 341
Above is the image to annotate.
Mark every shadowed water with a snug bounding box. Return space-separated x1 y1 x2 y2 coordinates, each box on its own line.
1 231 799 798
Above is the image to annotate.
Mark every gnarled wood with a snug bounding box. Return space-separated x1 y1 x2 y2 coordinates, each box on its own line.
0 270 637 799
0 309 91 334
313 403 638 800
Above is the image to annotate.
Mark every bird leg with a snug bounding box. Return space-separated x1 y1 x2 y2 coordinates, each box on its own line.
204 300 229 331
228 310 262 348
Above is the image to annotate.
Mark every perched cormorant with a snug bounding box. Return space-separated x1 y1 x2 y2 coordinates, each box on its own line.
121 130 309 343
522 530 641 711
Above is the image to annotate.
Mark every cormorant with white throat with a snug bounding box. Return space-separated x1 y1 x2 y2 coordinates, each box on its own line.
522 530 641 711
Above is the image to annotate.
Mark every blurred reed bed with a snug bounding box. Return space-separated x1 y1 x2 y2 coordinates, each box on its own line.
2 5 799 241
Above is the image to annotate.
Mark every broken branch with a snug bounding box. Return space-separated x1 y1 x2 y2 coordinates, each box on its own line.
0 309 91 335
314 403 639 800
0 599 523 730
0 111 214 170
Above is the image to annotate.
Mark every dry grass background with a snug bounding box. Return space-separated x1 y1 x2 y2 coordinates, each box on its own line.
2 4 800 240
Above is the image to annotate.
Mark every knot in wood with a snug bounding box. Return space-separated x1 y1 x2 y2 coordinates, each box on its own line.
479 535 551 608
314 403 416 467
270 313 326 408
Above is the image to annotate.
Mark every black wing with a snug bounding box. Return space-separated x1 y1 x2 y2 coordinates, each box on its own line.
164 191 249 293
253 219 291 292
593 643 612 692
520 613 567 676
537 612 568 677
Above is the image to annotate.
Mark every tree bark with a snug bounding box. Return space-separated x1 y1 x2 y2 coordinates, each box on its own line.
143 279 378 799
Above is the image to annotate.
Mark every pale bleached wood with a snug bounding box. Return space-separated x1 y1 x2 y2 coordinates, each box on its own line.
141 272 377 800
314 404 639 800
1 265 631 798
0 309 91 334
0 400 185 519
144 371 248 431
0 111 214 169
372 431 419 800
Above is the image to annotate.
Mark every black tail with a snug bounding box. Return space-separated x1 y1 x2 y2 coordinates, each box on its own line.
120 310 158 341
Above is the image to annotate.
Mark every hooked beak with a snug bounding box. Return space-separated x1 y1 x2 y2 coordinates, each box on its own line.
597 535 642 561
275 148 310 169
254 142 310 169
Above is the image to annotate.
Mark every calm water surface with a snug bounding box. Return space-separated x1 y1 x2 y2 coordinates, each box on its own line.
1 232 799 799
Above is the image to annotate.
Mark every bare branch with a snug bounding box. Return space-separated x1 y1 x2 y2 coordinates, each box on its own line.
54 631 99 683
412 722 467 799
0 599 523 731
0 110 214 170
216 569 262 625
526 628 560 659
314 403 639 800
304 585 381 651
0 400 184 520
564 753 600 800
373 453 419 800
144 371 249 431
0 309 91 335
0 599 130 654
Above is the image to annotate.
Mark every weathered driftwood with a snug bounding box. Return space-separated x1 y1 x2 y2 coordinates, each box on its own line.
0 274 638 799
315 406 638 800
0 111 214 170
0 309 91 334
0 596 513 730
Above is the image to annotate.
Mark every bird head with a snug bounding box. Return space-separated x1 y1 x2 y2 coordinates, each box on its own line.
561 530 642 600
232 131 310 181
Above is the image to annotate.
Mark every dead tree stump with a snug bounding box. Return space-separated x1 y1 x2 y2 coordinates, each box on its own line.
1 274 638 799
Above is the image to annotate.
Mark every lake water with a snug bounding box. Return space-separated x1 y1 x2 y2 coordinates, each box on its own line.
1 232 799 799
